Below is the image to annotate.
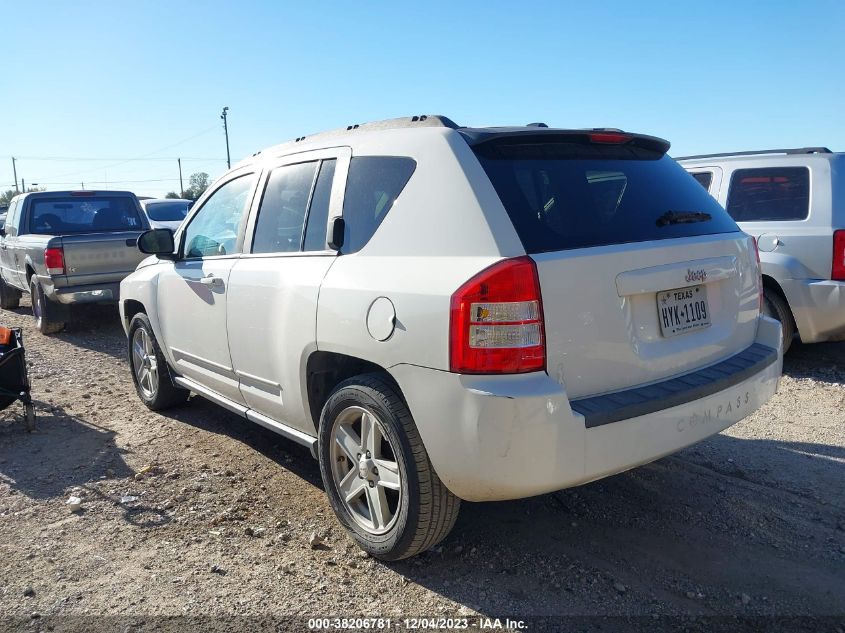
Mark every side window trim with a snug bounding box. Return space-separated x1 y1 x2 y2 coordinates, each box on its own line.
241 147 351 257
178 169 259 260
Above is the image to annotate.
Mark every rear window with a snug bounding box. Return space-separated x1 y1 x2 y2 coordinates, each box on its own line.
474 141 738 253
342 157 416 253
145 201 190 221
726 167 810 222
29 196 143 234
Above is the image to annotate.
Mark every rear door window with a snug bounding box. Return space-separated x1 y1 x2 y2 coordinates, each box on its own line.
691 172 713 191
341 157 416 253
29 196 143 234
474 141 738 253
303 159 336 251
726 167 810 221
252 162 319 254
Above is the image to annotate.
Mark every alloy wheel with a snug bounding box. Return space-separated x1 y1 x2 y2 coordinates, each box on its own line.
132 327 158 399
329 405 402 535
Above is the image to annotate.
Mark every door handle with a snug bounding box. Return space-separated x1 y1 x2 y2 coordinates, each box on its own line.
199 274 223 287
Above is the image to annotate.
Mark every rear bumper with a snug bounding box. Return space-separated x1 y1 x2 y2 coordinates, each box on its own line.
392 316 782 502
780 279 845 343
41 278 119 305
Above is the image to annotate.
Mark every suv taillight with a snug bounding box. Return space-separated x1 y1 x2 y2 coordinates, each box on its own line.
44 247 65 276
751 237 763 313
832 230 845 281
449 256 545 374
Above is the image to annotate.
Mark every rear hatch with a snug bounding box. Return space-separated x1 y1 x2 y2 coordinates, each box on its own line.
471 132 761 399
28 193 149 286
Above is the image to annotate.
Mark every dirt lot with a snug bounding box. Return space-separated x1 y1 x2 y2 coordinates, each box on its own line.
0 300 843 632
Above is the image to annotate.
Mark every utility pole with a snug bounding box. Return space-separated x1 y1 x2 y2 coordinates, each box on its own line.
21 179 25 193
11 157 18 193
178 158 184 197
221 107 231 169
81 182 85 190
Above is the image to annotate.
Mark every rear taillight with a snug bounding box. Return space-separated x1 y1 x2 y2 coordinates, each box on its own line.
449 256 545 374
44 247 65 276
751 237 763 313
832 230 845 281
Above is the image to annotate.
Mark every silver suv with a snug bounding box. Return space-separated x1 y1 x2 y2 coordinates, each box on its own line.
679 148 845 352
120 116 781 559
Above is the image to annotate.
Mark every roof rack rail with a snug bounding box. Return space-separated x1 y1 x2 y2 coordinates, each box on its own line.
676 147 833 160
290 114 460 144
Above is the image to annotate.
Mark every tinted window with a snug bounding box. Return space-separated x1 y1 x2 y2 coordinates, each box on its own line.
303 159 336 251
691 172 713 191
145 201 190 221
252 162 318 254
726 167 810 222
184 174 256 258
474 142 738 253
29 196 143 234
342 157 416 253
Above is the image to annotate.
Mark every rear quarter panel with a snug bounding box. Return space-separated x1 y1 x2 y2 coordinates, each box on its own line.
316 128 524 371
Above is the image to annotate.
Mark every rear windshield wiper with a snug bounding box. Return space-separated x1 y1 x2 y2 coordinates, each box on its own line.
655 210 712 227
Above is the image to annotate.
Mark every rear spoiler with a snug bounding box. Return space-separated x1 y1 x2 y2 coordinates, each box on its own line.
458 128 671 156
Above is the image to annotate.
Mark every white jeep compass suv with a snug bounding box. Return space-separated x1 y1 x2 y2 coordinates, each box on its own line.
120 115 782 560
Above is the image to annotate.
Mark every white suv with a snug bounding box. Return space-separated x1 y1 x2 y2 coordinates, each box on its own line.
120 116 782 560
679 148 845 352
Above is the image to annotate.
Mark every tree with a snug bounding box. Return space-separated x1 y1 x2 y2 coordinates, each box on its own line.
164 191 180 199
182 172 210 200
0 190 16 205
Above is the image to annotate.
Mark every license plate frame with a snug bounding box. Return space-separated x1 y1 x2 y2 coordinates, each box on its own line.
657 284 711 337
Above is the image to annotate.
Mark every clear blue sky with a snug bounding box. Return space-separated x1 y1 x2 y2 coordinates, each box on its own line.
3 0 843 198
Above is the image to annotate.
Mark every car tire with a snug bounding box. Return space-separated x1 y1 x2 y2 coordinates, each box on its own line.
0 277 21 310
30 279 65 334
318 373 460 561
763 289 795 354
127 312 189 410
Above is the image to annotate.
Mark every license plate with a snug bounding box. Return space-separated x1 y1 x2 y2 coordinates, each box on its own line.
657 284 711 337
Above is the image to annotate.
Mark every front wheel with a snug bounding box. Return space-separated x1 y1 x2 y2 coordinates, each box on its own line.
318 374 460 560
30 279 65 334
127 313 189 410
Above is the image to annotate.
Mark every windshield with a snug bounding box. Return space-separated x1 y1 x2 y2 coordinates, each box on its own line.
29 196 143 234
474 142 738 253
145 201 190 221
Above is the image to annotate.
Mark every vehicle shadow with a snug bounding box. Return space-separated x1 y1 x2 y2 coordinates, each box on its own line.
8 297 127 361
383 433 845 620
0 402 168 528
784 340 845 385
158 396 323 490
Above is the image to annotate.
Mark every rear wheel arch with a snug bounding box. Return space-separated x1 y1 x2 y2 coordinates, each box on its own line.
305 351 404 430
762 275 797 351
24 264 36 286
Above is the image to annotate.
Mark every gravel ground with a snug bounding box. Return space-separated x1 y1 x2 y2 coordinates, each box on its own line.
0 301 843 632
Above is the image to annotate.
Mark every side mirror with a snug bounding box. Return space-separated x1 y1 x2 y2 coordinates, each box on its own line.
138 229 176 259
328 217 345 251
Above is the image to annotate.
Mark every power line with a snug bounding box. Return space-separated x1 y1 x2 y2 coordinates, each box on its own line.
40 124 222 180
